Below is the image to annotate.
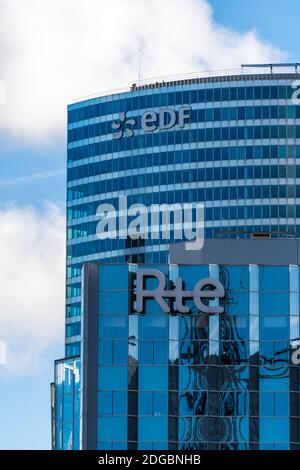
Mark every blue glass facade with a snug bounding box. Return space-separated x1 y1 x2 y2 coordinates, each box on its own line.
66 73 300 356
56 259 300 450
53 357 80 450
53 72 300 450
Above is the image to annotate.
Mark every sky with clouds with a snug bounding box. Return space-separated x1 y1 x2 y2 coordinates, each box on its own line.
0 0 300 449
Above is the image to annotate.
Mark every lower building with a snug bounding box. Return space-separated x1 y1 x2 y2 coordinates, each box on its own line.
52 239 300 450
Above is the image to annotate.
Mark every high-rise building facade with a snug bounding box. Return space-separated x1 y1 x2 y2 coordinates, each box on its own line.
53 69 300 449
66 71 300 357
55 239 300 450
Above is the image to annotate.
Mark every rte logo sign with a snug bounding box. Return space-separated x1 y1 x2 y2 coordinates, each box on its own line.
135 268 225 315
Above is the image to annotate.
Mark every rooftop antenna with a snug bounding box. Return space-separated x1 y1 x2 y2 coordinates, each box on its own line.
138 46 143 86
241 62 300 73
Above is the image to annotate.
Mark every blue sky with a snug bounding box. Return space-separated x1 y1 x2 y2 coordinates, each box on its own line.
0 0 300 449
210 0 300 58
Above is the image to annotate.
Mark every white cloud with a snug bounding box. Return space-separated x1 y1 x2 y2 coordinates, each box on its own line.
0 203 65 376
0 0 286 144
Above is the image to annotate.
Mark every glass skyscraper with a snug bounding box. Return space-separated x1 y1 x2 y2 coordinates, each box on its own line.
91 259 300 450
66 71 300 356
53 70 300 449
54 238 300 450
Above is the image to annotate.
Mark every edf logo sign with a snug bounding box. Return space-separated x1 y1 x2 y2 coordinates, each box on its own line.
112 105 191 139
